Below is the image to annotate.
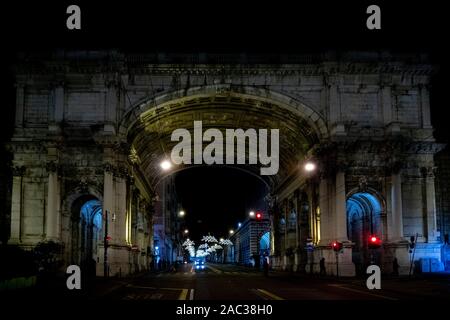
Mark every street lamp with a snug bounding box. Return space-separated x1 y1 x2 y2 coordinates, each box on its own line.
249 211 255 218
160 160 172 170
238 222 242 228
179 210 185 217
184 229 189 234
304 162 316 172
229 229 234 235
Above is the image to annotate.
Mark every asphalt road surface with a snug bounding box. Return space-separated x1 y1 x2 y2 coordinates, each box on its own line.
99 263 450 301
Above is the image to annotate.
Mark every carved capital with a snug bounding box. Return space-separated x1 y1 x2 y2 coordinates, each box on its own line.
114 165 129 178
103 162 114 173
46 161 59 173
421 166 437 179
12 165 26 176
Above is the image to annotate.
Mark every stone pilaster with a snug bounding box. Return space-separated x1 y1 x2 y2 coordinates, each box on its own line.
390 169 404 242
15 84 25 128
318 176 331 245
45 161 60 241
10 166 25 244
104 78 118 133
423 166 438 243
335 170 348 242
49 82 64 132
419 84 432 129
103 163 115 243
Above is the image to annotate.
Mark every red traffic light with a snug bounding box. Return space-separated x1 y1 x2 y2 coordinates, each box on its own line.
331 241 343 252
368 235 382 249
256 212 262 220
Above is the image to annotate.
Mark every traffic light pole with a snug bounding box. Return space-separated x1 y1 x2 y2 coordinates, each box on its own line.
335 251 339 279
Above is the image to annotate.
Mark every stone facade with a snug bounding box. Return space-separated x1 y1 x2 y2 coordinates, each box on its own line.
6 51 445 276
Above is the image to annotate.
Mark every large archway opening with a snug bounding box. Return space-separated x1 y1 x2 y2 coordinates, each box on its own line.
123 87 326 269
71 196 103 267
346 192 383 275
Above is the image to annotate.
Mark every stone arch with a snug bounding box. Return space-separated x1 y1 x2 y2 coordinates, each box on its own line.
68 193 103 266
346 188 386 274
119 84 328 139
119 84 329 191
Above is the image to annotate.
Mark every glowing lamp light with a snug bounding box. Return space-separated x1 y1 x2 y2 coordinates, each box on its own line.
184 229 189 234
179 210 185 217
160 160 172 170
229 229 234 235
304 162 316 172
368 235 382 249
238 222 242 228
256 212 262 220
249 211 255 217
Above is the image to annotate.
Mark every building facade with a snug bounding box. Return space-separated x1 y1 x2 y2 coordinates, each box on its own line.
5 51 447 276
230 217 271 266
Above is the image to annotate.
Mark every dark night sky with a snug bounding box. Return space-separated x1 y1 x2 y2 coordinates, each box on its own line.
174 167 268 242
0 2 449 242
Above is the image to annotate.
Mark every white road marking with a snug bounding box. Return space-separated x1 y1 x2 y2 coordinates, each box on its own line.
328 284 398 300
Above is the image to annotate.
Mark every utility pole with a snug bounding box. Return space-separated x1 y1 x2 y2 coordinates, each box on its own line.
104 210 109 278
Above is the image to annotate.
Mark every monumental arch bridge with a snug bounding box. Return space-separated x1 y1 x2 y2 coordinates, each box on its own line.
7 51 444 276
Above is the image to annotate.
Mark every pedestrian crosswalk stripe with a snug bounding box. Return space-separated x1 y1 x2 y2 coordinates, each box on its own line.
178 289 189 300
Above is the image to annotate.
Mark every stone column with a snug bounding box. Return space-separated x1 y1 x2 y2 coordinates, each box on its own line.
103 163 115 243
45 161 60 241
424 167 438 242
328 76 345 135
10 166 25 244
104 80 117 133
391 171 404 241
335 170 347 242
318 177 330 245
114 169 128 246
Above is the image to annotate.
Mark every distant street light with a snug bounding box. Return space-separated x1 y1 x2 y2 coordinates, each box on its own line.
179 210 185 217
184 229 189 234
238 222 242 228
229 229 234 235
249 211 255 218
220 238 224 242
160 160 172 170
304 162 316 172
